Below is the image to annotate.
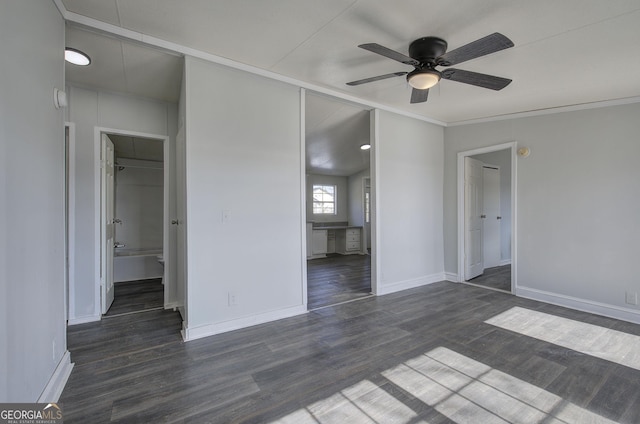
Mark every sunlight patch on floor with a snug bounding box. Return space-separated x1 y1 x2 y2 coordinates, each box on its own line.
383 347 616 424
272 345 614 423
485 306 640 371
271 379 428 424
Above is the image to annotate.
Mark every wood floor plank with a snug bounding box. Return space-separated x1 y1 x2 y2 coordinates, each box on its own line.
61 281 640 423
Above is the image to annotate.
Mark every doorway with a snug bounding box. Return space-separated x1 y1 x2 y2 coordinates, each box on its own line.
303 91 374 310
98 129 170 316
457 143 516 293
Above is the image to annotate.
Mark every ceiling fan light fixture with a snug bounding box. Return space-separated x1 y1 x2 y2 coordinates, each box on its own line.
65 47 91 66
407 69 441 90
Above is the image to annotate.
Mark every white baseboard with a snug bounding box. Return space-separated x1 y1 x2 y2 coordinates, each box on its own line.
67 314 101 325
445 272 459 282
38 351 73 403
499 259 512 266
376 273 445 296
182 305 307 342
517 286 640 325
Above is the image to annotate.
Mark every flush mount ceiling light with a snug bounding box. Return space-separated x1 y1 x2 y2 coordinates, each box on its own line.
65 48 91 66
360 144 371 150
407 68 441 90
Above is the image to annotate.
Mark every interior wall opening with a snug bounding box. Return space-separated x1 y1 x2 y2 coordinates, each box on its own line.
100 132 167 317
304 92 374 310
458 143 516 294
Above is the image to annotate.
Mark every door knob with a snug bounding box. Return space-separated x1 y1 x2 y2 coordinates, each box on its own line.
480 214 486 218
497 216 502 220
113 218 122 224
171 220 179 225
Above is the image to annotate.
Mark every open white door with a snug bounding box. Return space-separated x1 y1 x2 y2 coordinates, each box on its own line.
483 166 501 268
101 134 115 314
465 157 484 280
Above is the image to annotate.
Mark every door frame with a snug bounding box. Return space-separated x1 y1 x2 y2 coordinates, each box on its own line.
457 142 517 293
65 122 76 322
94 127 171 317
299 89 378 309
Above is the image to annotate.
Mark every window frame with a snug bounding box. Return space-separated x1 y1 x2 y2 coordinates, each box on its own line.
312 184 337 215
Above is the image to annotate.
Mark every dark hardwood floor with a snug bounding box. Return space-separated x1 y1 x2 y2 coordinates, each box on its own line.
307 254 372 310
467 264 511 292
61 281 640 423
104 279 164 317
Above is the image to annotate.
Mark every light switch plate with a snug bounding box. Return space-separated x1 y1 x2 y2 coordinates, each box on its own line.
625 291 638 305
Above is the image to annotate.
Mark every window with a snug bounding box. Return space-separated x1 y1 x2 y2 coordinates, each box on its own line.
313 184 336 214
365 192 370 223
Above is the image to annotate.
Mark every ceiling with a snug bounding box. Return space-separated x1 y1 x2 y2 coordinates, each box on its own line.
61 1 640 176
109 134 164 162
306 93 370 176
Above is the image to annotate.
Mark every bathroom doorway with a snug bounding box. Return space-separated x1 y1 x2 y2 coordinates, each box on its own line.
98 129 170 316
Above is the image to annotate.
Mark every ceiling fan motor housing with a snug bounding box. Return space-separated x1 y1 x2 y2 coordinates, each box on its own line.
408 36 448 65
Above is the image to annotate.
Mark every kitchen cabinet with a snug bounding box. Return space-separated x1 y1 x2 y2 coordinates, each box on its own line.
311 229 328 256
336 227 361 254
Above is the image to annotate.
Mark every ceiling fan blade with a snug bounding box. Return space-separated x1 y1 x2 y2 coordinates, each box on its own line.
359 43 420 66
441 68 512 90
438 33 513 66
346 71 407 86
410 88 429 104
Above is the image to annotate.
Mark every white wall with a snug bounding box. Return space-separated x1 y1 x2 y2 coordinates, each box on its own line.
0 0 67 401
114 160 164 249
375 110 445 295
67 86 177 322
472 149 511 262
348 169 370 227
444 103 640 322
306 174 349 223
183 57 304 338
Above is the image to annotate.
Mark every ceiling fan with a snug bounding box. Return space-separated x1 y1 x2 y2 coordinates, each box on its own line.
346 33 514 104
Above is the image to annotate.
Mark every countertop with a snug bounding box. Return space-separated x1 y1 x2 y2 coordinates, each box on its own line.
310 225 362 230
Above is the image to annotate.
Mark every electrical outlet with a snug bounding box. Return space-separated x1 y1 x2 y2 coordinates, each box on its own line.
625 291 638 306
228 292 238 306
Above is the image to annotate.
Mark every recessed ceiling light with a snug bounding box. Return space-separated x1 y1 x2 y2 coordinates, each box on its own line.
65 48 91 66
360 144 371 150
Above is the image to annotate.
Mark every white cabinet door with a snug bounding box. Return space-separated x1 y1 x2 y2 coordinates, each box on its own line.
311 230 328 255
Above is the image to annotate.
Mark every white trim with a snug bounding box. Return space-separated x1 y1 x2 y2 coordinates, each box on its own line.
93 127 102 317
370 109 380 295
68 314 101 325
499 259 512 266
37 351 73 403
56 2 640 128
448 96 640 127
94 127 170 318
445 272 458 282
65 122 76 322
517 286 640 325
59 10 445 127
376 273 445 296
182 305 307 341
457 142 517 294
300 88 308 310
